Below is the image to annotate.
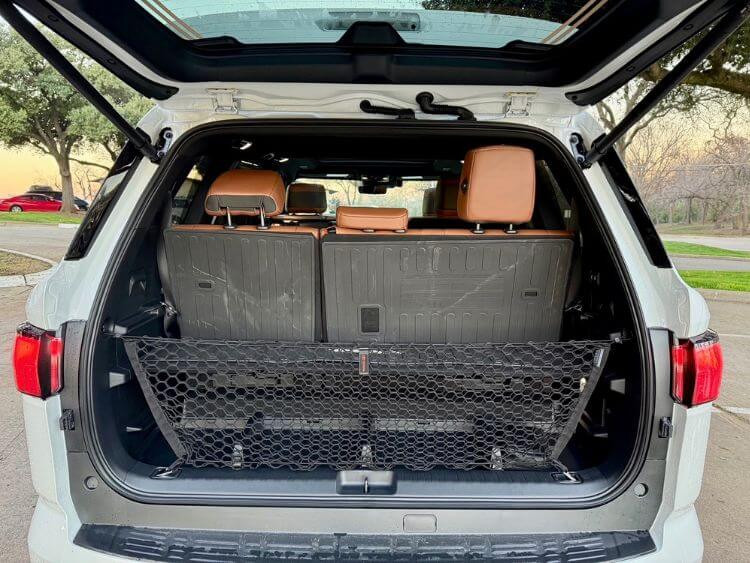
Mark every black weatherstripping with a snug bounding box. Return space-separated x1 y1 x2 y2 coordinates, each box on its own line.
14 0 736 103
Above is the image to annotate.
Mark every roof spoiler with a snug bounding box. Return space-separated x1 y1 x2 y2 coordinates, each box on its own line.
0 1 161 162
581 2 749 169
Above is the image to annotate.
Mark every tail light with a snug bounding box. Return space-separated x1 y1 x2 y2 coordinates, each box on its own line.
12 322 63 399
672 330 723 407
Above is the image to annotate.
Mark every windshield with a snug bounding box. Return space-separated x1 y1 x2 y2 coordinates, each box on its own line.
135 1 598 48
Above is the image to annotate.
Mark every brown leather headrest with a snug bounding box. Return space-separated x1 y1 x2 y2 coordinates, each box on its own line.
286 182 327 214
457 146 535 224
205 169 285 217
336 206 408 232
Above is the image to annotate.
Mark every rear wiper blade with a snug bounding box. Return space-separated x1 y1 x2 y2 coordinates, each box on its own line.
416 92 475 121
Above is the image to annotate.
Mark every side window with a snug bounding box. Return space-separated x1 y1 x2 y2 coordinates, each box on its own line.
169 168 202 225
65 143 142 260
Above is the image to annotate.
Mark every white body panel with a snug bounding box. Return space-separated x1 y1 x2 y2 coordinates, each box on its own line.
21 95 711 560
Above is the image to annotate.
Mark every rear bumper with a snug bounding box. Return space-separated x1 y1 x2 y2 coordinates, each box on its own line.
29 498 702 562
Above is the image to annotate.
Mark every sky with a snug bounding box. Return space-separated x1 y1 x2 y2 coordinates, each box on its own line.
0 147 60 197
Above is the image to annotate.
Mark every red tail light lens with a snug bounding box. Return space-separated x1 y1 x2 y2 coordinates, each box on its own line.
12 323 62 399
672 330 723 407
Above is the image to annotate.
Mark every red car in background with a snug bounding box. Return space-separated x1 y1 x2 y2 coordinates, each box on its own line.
0 193 63 212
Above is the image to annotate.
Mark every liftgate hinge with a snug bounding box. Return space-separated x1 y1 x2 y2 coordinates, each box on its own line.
208 88 239 114
506 93 534 117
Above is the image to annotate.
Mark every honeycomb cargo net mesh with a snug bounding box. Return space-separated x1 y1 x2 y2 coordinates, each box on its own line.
123 338 610 471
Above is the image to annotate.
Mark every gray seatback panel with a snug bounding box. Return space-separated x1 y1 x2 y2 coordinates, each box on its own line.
164 229 318 341
322 235 573 343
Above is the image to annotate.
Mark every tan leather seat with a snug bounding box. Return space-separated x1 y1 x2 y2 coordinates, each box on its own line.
163 169 320 341
321 146 575 343
334 206 408 234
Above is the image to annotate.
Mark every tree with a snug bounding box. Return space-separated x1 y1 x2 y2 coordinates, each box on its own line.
422 1 749 100
642 22 750 100
0 26 150 212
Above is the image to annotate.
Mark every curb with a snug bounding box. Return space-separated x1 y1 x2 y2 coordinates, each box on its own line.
0 248 56 289
698 288 750 305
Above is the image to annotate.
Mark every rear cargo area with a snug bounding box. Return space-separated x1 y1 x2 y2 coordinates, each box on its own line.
84 121 648 504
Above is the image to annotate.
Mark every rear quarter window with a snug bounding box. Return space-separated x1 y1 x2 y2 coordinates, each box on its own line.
65 143 142 260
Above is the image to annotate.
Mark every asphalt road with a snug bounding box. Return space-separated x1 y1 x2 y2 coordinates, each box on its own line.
0 223 76 262
0 225 749 561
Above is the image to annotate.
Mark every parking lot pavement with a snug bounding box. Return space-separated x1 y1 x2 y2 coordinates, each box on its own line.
0 286 36 563
0 287 747 561
0 223 76 262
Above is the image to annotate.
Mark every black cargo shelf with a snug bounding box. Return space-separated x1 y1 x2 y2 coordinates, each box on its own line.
123 338 611 472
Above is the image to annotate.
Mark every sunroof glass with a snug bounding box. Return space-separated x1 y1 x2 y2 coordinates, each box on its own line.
135 1 607 48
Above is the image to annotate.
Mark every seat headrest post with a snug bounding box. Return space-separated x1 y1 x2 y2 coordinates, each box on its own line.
223 207 236 230
472 223 484 234
506 223 517 234
257 202 269 230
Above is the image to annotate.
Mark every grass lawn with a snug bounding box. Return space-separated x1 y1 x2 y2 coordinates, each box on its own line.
679 270 750 292
0 211 81 224
663 241 750 259
0 250 50 276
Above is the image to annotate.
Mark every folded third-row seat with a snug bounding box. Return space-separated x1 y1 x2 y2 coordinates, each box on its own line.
321 146 574 343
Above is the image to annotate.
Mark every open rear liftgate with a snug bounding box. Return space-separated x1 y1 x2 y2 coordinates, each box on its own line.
123 338 610 477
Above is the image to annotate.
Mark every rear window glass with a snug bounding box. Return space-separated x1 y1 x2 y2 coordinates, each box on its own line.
297 178 437 217
136 1 595 48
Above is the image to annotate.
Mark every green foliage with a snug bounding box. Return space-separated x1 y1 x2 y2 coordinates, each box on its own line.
0 25 151 160
679 270 750 292
0 25 152 211
421 1 588 21
0 211 82 224
422 1 748 99
664 241 750 259
69 65 153 159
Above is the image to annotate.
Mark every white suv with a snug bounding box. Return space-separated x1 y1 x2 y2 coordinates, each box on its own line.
9 1 742 561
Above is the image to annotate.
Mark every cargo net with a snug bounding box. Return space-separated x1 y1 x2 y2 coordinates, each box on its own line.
123 338 611 471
